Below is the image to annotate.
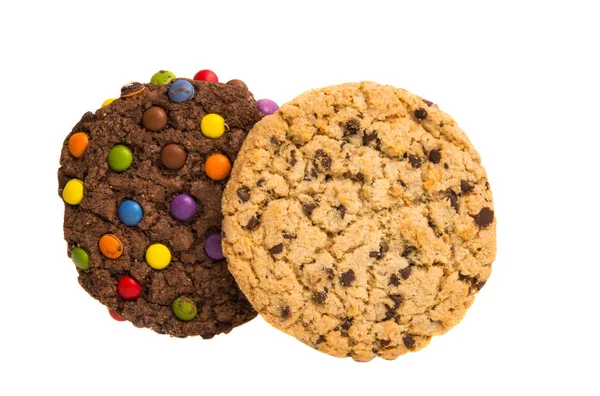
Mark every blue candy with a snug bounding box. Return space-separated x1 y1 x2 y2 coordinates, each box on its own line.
168 80 195 103
118 200 143 226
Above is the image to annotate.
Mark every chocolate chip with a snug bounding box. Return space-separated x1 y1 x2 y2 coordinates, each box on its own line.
290 156 297 166
236 187 250 202
400 267 412 280
303 203 317 216
313 290 328 304
389 274 400 286
379 339 391 347
245 215 260 231
461 180 474 193
304 168 318 180
398 179 407 188
316 335 326 345
335 205 346 219
269 244 283 255
402 246 416 257
280 306 290 318
414 108 428 120
428 149 441 164
403 335 416 349
256 178 265 187
475 207 494 227
353 172 365 182
370 242 389 259
476 280 487 290
270 136 280 146
282 231 296 240
315 149 332 169
340 269 355 286
363 131 378 145
380 242 389 254
448 189 459 211
423 99 434 107
325 268 335 280
408 155 422 168
343 119 361 137
389 294 402 308
444 163 449 169
341 317 353 330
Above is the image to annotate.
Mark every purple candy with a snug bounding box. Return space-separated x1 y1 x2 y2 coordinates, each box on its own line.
170 194 197 221
204 233 224 260
256 99 279 115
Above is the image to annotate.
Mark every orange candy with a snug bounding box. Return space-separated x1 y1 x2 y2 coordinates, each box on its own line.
68 132 89 158
99 234 124 259
204 154 231 181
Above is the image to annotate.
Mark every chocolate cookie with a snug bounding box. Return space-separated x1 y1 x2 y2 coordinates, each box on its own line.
58 71 274 338
222 82 496 360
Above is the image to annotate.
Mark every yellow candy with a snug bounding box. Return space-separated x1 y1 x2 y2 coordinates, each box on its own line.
145 243 171 270
62 179 84 205
200 114 226 139
102 98 115 108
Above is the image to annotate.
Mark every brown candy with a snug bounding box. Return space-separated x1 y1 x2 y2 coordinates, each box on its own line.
160 144 186 170
142 106 168 131
227 79 248 90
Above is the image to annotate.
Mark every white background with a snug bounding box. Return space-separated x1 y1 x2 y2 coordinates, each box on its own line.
1 1 598 395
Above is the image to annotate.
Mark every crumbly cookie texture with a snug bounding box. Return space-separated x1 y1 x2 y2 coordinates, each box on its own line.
222 82 496 361
58 79 262 338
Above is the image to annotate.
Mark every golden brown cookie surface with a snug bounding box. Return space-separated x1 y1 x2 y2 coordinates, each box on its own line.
222 82 496 361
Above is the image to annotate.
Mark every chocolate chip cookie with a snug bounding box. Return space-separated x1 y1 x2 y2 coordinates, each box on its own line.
222 82 496 360
58 74 267 338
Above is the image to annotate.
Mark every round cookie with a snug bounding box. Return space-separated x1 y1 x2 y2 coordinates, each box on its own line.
58 72 274 338
222 82 496 360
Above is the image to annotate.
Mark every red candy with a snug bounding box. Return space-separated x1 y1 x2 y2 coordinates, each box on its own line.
117 276 141 300
109 309 126 322
194 69 218 82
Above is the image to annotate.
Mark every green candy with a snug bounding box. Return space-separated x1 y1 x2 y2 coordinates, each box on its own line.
71 247 89 271
150 70 176 85
172 296 197 321
107 145 133 172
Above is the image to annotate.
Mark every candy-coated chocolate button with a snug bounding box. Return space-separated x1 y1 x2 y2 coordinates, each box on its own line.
161 144 186 170
102 98 115 107
108 145 133 172
62 179 84 205
256 99 279 115
118 200 143 226
99 234 124 259
121 82 145 98
68 132 89 158
145 243 171 270
168 80 195 103
109 309 126 322
170 194 197 221
226 79 248 90
71 247 90 270
172 296 197 321
117 276 141 300
151 70 176 85
205 153 231 181
204 233 224 260
193 69 218 82
200 114 225 139
142 106 168 131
